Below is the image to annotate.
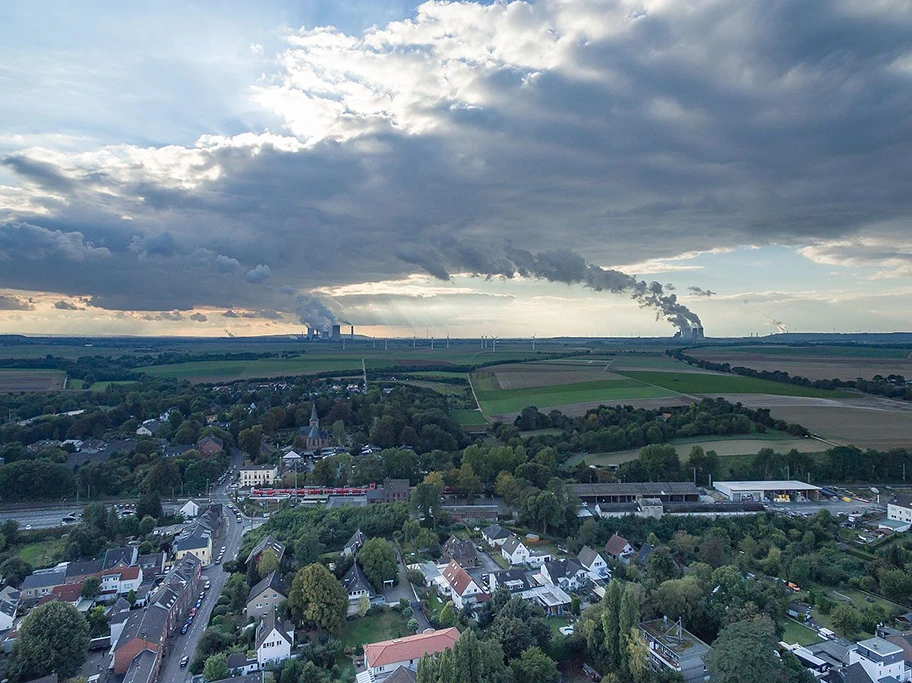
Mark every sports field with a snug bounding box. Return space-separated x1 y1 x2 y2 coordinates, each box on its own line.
0 369 67 392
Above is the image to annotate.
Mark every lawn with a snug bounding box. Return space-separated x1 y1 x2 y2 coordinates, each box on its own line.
449 409 488 426
548 616 572 636
338 610 411 649
779 619 819 646
615 371 851 398
473 375 674 415
18 537 66 568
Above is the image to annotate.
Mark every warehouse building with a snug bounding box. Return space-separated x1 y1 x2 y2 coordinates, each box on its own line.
714 480 820 503
571 482 700 505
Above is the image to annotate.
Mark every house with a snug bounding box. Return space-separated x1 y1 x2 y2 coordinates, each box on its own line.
518 584 572 617
112 607 168 674
440 536 477 569
122 648 160 683
847 636 911 682
639 617 711 683
441 560 488 611
246 572 286 620
482 524 511 547
635 544 655 569
65 559 104 583
138 552 166 577
363 627 460 680
343 529 367 557
226 652 260 677
487 569 535 595
577 546 609 579
888 494 912 526
136 419 162 437
179 500 200 518
383 667 418 683
540 559 587 592
21 568 66 603
246 535 286 568
341 561 378 616
787 603 812 622
103 546 139 570
0 586 20 631
383 478 410 503
212 674 266 683
174 521 214 566
300 404 330 450
99 565 144 596
239 465 278 488
256 609 294 666
604 534 633 561
501 535 531 566
198 436 224 457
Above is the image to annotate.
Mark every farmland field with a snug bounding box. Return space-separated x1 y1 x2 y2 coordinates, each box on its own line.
575 436 823 468
472 373 674 415
689 345 912 381
0 369 67 392
489 362 626 389
615 371 851 398
449 409 488 427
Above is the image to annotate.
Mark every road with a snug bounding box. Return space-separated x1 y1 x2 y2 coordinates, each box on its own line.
0 502 182 531
157 453 259 683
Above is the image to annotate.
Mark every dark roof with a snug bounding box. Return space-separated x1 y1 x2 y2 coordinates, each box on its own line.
115 607 168 652
544 558 584 581
342 561 376 597
138 553 166 574
256 609 292 649
103 546 138 570
247 571 285 604
385 666 418 683
212 674 264 683
572 482 700 497
344 529 367 553
384 478 410 493
482 524 510 540
825 663 876 683
22 569 66 590
577 545 602 569
501 535 525 555
441 536 477 567
22 676 58 683
490 569 534 592
226 651 256 669
66 559 104 578
123 649 158 683
891 493 912 508
246 535 286 565
199 435 224 447
635 544 655 568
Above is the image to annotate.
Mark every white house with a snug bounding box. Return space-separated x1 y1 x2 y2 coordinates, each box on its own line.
604 534 634 561
0 586 19 631
848 637 911 682
363 628 460 680
256 609 294 666
482 524 511 547
577 546 609 580
501 535 531 565
179 500 200 519
888 494 912 526
441 560 488 610
100 565 143 595
540 559 587 592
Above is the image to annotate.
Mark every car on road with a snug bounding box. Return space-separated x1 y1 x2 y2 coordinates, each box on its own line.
180 656 189 667
181 624 188 635
189 608 197 617
204 580 211 590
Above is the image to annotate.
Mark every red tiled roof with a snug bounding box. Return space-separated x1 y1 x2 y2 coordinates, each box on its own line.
604 533 630 557
441 560 475 597
365 628 460 668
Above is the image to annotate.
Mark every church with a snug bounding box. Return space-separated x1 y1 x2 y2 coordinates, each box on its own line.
299 403 330 450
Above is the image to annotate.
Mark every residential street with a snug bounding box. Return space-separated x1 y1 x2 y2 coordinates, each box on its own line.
157 453 257 683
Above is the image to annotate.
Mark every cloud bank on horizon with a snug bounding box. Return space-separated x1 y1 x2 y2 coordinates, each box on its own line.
1 0 911 335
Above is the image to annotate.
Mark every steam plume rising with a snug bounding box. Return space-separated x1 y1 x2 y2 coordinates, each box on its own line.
296 294 337 330
399 243 704 334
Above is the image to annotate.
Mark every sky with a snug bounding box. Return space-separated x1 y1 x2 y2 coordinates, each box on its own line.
1 0 911 338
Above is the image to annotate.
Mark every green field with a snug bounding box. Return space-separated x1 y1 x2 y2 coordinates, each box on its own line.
337 610 410 648
779 619 819 646
449 409 488 426
616 371 850 398
473 374 674 415
18 537 66 568
139 349 550 382
89 380 141 390
698 345 911 359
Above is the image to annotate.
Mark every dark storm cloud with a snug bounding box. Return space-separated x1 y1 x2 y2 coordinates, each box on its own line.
54 300 82 310
189 312 208 322
223 309 239 318
687 287 716 297
1 0 911 329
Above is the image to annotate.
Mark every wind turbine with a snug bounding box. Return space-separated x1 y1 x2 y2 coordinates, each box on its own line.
481 335 486 350
430 336 434 350
532 331 537 351
491 335 500 353
446 332 450 349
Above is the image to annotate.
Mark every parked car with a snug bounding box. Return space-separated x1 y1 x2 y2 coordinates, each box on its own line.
180 624 188 635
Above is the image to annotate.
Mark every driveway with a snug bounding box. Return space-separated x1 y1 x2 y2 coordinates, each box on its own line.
384 547 417 606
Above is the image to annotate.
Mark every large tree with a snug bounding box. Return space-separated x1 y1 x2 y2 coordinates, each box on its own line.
10 601 90 681
412 471 444 525
288 564 348 633
510 647 559 683
203 653 229 682
417 629 508 683
706 616 782 683
358 537 398 590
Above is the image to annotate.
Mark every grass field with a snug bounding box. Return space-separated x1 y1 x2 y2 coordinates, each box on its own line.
18 537 66 567
0 369 67 392
697 345 912 359
779 619 819 646
400 380 467 396
89 380 141 390
616 371 850 398
449 409 488 427
337 610 410 649
138 349 549 382
574 435 824 468
473 373 674 415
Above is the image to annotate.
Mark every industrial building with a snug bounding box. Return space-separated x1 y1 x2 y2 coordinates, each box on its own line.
571 482 700 505
713 480 821 503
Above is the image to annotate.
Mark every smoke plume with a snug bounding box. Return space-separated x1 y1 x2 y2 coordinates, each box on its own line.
296 294 337 330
